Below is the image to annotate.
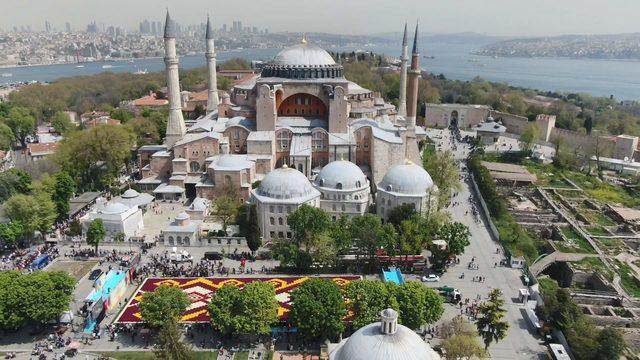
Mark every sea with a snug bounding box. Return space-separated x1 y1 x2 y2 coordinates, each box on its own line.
2 37 640 101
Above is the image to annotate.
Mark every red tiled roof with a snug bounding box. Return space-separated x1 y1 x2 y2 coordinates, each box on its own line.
27 142 59 155
133 93 169 107
85 118 121 126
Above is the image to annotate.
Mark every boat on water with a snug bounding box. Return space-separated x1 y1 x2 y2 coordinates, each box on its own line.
1 73 12 78
423 55 435 59
75 65 85 68
133 68 148 75
101 64 114 69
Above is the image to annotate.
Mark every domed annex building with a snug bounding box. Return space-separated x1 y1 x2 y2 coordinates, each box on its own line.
377 160 438 220
250 165 320 241
312 160 370 219
328 309 441 360
80 197 144 241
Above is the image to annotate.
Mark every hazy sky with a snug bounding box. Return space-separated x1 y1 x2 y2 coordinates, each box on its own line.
2 0 639 36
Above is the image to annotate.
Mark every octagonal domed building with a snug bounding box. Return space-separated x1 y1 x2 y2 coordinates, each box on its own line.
313 160 370 219
376 160 438 220
328 308 441 360
250 165 320 241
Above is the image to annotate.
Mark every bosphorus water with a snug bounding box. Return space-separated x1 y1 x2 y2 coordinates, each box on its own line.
3 38 640 101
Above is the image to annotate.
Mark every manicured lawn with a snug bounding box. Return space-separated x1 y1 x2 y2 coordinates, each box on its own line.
572 257 614 282
555 226 596 254
100 352 218 360
614 260 640 298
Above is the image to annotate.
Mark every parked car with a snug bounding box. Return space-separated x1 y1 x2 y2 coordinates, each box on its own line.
421 274 440 282
88 269 102 280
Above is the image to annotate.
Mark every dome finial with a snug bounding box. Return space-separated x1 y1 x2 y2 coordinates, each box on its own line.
405 159 413 165
301 33 307 44
282 163 289 169
380 308 398 335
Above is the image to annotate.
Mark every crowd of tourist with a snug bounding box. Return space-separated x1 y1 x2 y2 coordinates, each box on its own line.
136 252 274 278
0 244 59 271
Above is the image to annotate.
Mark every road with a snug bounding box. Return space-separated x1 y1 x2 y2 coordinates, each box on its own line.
426 129 547 359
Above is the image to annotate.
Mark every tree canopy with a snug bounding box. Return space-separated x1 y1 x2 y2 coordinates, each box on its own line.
289 278 346 341
139 284 191 328
1 106 36 147
394 281 444 330
86 219 106 252
345 279 398 330
476 288 509 350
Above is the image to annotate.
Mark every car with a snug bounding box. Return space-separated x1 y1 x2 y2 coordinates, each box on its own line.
421 274 440 282
88 269 103 280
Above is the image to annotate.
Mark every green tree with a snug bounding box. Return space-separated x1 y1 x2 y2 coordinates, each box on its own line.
386 203 417 228
442 334 487 360
595 327 625 360
0 169 32 202
431 222 471 265
328 215 352 255
519 123 539 155
154 318 192 360
208 282 278 337
110 108 132 123
211 195 240 235
51 111 73 134
220 58 251 70
2 106 36 147
4 193 56 240
125 117 160 145
139 284 190 328
245 204 262 253
476 289 509 350
394 281 444 330
0 222 24 246
289 278 346 341
86 219 106 253
345 280 398 330
423 150 461 208
350 214 384 259
51 172 75 221
287 204 331 248
54 124 135 190
583 114 593 135
0 123 15 150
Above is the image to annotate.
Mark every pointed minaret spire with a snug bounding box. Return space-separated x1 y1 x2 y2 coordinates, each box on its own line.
412 22 419 55
397 23 409 117
205 15 219 113
164 10 176 39
163 10 186 147
205 15 214 40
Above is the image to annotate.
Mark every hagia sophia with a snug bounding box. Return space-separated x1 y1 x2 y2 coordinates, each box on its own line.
137 12 437 241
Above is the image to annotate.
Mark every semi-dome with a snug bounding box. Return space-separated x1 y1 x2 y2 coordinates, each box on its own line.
121 189 140 199
100 202 130 215
175 212 190 221
256 165 319 201
378 161 434 196
331 308 440 360
261 38 343 79
272 43 336 67
315 161 368 190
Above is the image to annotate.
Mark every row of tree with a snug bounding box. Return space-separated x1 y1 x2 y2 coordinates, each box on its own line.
0 270 76 330
270 203 470 273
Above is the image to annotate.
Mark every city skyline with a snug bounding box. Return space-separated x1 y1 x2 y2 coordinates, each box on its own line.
2 0 639 37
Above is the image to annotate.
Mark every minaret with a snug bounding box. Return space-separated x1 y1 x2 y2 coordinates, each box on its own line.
406 22 420 132
205 16 219 113
404 23 421 163
397 23 409 117
163 10 186 148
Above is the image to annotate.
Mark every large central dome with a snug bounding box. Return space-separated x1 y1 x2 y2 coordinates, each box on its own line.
272 43 337 67
261 38 343 79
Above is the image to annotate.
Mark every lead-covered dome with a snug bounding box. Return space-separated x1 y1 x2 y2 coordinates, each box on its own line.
315 161 368 190
100 202 130 215
255 165 319 201
272 43 336 67
378 161 434 196
261 38 343 79
331 308 440 360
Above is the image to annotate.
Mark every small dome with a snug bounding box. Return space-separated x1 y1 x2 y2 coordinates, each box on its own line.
121 189 140 199
257 166 318 200
378 162 434 195
175 212 190 221
315 161 368 190
100 202 130 215
272 43 336 67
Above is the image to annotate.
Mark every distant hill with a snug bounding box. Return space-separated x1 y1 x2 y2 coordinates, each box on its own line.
372 31 504 45
474 33 640 60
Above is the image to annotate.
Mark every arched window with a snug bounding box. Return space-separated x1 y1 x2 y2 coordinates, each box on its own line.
319 179 324 186
336 183 343 190
298 163 303 173
278 218 284 225
356 181 361 188
183 237 189 244
168 236 174 244
190 161 201 172
225 175 232 186
176 236 182 244
276 129 292 152
270 217 275 225
386 185 393 191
